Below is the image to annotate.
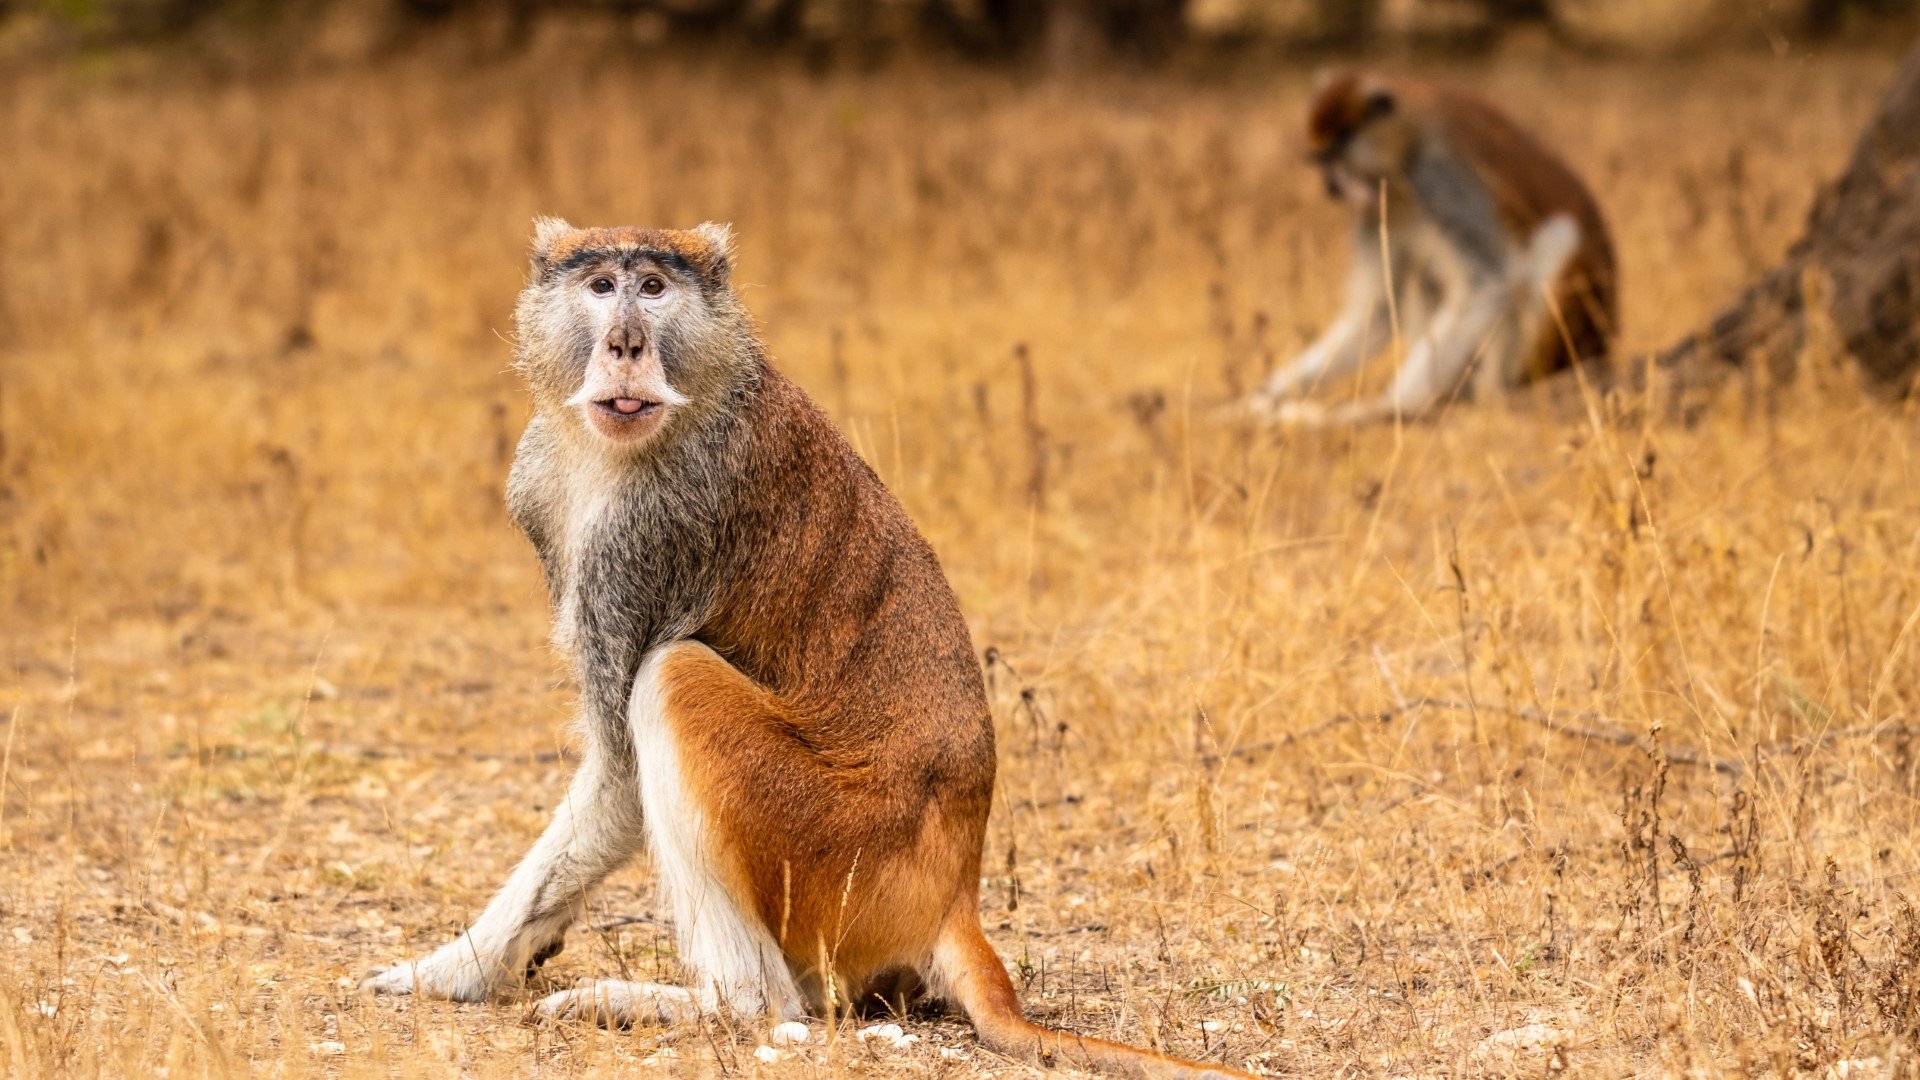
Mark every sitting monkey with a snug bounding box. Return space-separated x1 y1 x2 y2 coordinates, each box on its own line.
1256 71 1618 425
362 220 1252 1079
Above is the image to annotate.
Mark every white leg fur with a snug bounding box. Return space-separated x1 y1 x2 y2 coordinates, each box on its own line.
534 644 804 1025
1521 215 1580 292
363 752 644 1002
1471 214 1583 396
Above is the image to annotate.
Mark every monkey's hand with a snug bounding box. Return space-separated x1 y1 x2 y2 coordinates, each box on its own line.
1268 400 1333 427
1222 391 1285 424
1271 398 1419 427
1242 363 1336 420
1257 366 1313 403
361 931 538 1002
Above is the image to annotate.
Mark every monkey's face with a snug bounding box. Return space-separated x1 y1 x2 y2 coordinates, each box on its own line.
514 220 748 453
1307 74 1407 208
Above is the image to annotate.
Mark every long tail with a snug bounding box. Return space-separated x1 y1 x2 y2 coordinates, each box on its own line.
930 908 1257 1079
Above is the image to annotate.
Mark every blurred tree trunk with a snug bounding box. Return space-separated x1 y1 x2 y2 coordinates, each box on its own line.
1655 39 1920 398
1312 0 1380 45
1041 0 1187 66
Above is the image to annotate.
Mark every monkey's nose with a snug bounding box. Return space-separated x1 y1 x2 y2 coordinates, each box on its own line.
604 324 645 362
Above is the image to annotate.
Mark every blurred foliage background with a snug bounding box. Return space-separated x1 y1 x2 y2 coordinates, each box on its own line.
4 0 1917 63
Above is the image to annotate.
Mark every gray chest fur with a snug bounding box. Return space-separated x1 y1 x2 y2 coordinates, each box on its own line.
1408 135 1511 277
506 413 741 760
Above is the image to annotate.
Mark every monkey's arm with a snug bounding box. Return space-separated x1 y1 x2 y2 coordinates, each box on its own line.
362 751 644 1000
1322 277 1513 424
1257 237 1393 404
506 416 567 594
364 534 674 1002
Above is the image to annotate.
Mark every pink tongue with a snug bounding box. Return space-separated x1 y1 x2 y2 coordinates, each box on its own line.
613 398 645 415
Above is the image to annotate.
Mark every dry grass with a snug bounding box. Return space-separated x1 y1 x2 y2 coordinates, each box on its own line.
4 29 1920 1077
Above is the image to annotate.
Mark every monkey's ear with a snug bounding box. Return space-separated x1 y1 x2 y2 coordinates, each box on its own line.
690 221 736 287
529 216 574 277
1362 89 1396 121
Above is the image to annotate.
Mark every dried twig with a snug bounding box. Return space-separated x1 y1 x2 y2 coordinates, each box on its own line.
1219 696 1920 779
1214 697 1744 774
1024 922 1108 937
586 913 668 933
163 742 574 765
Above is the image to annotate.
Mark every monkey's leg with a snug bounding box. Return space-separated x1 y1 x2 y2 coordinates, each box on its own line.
1477 215 1581 392
363 752 645 1002
536 641 807 1028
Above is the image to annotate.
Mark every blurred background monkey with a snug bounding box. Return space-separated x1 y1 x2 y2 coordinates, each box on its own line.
1255 71 1618 424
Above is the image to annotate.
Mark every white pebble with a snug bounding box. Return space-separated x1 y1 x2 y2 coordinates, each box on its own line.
770 1021 812 1045
753 1045 783 1063
310 1041 346 1056
892 1033 922 1049
858 1023 905 1042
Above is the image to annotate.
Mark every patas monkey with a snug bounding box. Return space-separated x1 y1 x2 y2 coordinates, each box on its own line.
1255 71 1617 424
362 221 1251 1079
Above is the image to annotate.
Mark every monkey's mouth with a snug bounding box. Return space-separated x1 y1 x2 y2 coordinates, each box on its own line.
591 397 664 420
572 376 689 444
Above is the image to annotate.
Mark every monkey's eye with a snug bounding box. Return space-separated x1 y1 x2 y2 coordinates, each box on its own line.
588 277 616 296
638 276 667 298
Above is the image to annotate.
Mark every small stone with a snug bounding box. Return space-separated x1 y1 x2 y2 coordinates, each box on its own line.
753 1046 782 1063
858 1023 905 1042
1477 1024 1567 1055
310 1041 346 1056
770 1021 811 1046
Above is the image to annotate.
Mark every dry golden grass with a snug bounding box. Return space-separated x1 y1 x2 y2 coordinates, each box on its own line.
4 31 1920 1077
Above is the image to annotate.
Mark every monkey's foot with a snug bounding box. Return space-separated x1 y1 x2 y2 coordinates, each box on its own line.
361 935 531 1002
533 980 699 1028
